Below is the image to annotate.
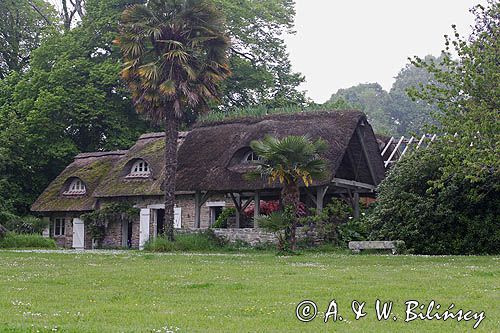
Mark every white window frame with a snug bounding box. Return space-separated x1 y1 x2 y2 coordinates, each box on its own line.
63 178 86 195
243 151 262 163
53 218 65 236
127 160 151 178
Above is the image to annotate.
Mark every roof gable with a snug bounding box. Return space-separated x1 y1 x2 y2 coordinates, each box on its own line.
31 151 125 212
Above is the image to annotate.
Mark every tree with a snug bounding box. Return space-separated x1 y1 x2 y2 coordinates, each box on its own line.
0 0 58 78
410 1 499 188
369 1 500 255
0 0 151 216
325 58 443 136
327 83 395 135
388 55 441 135
214 0 306 109
116 0 231 241
247 135 328 250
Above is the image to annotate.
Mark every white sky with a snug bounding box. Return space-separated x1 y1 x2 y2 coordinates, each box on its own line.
284 0 485 103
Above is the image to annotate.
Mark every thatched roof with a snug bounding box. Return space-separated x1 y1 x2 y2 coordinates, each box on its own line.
93 132 188 198
32 110 386 212
31 151 125 212
177 110 385 192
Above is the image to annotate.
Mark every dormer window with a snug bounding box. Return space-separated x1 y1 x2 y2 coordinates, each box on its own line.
127 160 151 178
63 178 86 195
243 151 262 163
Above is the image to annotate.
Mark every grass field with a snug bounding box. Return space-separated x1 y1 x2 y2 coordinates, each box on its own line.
0 250 498 332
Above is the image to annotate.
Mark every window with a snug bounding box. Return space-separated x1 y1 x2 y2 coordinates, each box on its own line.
127 160 151 178
243 151 262 163
54 218 65 236
63 178 86 195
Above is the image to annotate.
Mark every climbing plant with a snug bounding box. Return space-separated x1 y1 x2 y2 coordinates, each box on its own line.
81 203 139 248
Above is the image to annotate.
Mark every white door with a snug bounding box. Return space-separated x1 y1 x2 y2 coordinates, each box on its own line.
139 208 151 249
72 218 85 249
174 207 182 229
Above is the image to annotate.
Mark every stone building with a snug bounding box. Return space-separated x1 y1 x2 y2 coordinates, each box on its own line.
31 110 386 249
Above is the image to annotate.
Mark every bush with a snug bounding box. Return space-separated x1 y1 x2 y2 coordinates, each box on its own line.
367 146 500 255
0 233 57 249
212 207 236 228
144 230 227 252
300 199 352 245
0 212 48 234
337 214 368 245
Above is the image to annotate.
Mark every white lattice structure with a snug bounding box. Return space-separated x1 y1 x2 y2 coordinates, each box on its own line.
381 134 437 168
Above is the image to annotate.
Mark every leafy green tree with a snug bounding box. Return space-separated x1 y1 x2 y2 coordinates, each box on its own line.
389 55 441 135
214 0 306 109
0 0 58 78
327 83 395 135
410 1 499 187
0 0 151 216
325 58 443 136
247 135 328 250
116 0 231 240
370 1 499 255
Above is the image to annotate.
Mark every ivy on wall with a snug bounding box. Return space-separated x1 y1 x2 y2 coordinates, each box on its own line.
81 203 139 247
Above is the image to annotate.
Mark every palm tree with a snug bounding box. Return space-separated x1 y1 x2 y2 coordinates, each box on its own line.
115 0 230 240
248 135 328 250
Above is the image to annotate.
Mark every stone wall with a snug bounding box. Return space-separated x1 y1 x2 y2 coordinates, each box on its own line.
101 221 122 248
211 228 277 245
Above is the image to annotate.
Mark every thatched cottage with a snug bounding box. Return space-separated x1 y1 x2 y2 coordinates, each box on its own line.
31 110 386 249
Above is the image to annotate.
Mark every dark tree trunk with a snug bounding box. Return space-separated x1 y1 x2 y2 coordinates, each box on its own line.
0 223 8 239
164 110 178 241
281 182 300 250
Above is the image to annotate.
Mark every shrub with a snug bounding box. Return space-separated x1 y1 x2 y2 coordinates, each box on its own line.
256 206 295 253
212 207 236 228
0 233 57 249
367 146 500 255
0 212 48 234
337 215 368 245
144 230 227 252
300 199 352 245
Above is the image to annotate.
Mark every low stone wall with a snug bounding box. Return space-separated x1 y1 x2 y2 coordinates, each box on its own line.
177 227 312 246
212 228 277 245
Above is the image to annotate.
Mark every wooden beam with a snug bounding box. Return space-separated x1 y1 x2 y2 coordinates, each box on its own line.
194 191 211 228
385 136 404 168
231 193 241 228
353 192 360 218
316 186 328 214
194 191 201 228
254 191 260 228
331 178 375 191
346 149 360 180
381 136 394 156
399 136 415 161
356 127 378 185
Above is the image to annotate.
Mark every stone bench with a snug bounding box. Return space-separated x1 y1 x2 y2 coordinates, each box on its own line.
348 241 404 254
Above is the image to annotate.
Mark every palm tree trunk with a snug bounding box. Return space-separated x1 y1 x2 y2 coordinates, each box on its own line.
282 182 300 250
164 110 178 241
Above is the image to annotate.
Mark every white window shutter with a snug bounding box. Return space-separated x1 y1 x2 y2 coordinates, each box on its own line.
139 209 151 249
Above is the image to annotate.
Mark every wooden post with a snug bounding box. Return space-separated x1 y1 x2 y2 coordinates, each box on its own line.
234 193 241 228
253 192 260 228
316 186 328 215
194 191 201 228
353 192 360 218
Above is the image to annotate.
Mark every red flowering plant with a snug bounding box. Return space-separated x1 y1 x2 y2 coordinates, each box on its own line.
244 200 306 217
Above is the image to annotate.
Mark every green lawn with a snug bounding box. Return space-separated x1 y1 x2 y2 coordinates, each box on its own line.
0 250 498 332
